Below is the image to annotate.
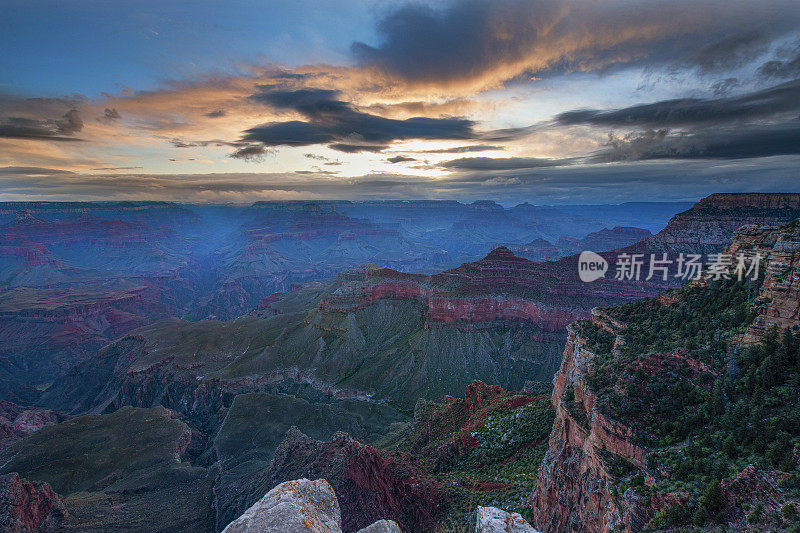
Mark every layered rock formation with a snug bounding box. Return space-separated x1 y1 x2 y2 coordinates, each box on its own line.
729 221 800 343
532 218 800 532
0 198 673 399
312 244 669 332
532 318 649 532
633 192 800 255
0 202 201 397
5 194 791 402
5 194 799 532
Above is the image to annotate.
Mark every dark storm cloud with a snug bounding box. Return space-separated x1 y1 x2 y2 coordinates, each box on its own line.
327 143 386 153
758 41 800 80
240 87 476 153
0 111 84 142
556 79 800 127
710 78 740 97
595 123 800 162
351 0 800 88
441 156 567 170
678 29 772 74
434 157 800 203
759 56 800 79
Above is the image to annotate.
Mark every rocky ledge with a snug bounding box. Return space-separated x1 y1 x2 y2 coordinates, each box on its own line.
221 478 400 533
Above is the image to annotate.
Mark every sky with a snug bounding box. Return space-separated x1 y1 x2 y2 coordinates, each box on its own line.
1 0 800 204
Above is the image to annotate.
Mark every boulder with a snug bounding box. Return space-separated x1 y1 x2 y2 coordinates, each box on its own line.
222 478 341 533
355 519 402 533
476 506 538 533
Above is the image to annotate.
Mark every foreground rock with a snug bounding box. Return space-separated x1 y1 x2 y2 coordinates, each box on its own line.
0 473 67 533
355 519 402 533
223 478 400 533
476 506 538 533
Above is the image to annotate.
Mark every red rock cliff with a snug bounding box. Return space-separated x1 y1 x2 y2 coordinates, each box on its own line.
532 313 652 533
0 473 67 533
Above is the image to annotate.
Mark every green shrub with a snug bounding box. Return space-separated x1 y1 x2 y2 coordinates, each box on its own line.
693 505 708 526
784 503 799 521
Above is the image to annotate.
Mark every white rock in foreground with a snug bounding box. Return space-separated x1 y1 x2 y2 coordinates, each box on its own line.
476 506 539 533
222 478 341 533
355 519 402 533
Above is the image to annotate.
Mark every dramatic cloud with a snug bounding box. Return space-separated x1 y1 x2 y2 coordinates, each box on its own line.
677 29 772 74
353 0 800 91
241 87 477 153
557 79 800 127
0 112 85 142
595 123 800 161
542 78 800 162
3 0 800 202
758 41 800 80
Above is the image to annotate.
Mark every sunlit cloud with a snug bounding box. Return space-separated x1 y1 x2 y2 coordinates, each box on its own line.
2 0 800 201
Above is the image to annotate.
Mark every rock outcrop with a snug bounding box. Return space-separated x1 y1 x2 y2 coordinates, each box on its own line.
0 402 66 452
532 317 645 533
476 506 538 533
222 478 341 533
634 192 800 255
264 430 443 532
0 473 67 533
222 478 401 533
732 221 800 343
355 520 402 533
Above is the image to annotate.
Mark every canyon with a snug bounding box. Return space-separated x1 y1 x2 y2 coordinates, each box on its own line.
1 193 800 531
